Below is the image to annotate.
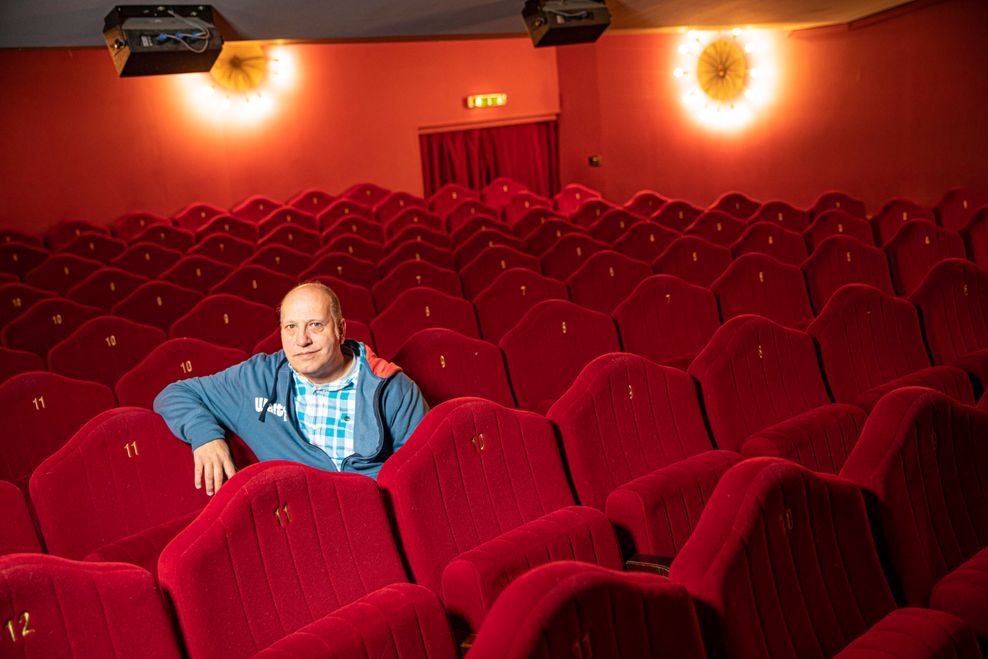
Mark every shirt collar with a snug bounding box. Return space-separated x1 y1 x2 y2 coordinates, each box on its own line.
291 353 359 394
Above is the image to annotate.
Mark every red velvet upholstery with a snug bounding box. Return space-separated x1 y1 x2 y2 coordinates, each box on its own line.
571 198 619 227
469 562 706 659
159 462 409 659
108 242 182 279
711 191 760 219
612 221 680 263
623 189 667 218
524 219 587 256
429 182 478 215
961 208 988 269
841 388 988 634
0 282 53 328
499 300 620 411
505 206 563 239
730 222 808 265
189 233 256 266
24 253 102 295
47 316 166 388
392 328 515 407
810 190 868 219
459 245 539 298
482 177 527 209
689 315 866 472
257 206 318 235
85 510 198 578
169 293 275 353
801 235 895 313
652 235 732 287
300 252 379 289
910 259 988 372
473 268 569 343
804 208 876 251
612 274 721 369
370 287 480 359
318 199 374 230
453 228 523 268
684 210 747 246
111 210 169 241
172 201 226 230
0 347 44 380
0 228 43 247
383 225 451 253
670 458 981 659
383 207 443 239
65 266 147 309
0 480 41 554
231 194 283 222
44 219 108 251
195 213 259 243
444 199 499 234
871 197 935 245
30 407 210 560
588 208 642 244
749 200 811 232
111 280 203 331
711 253 814 328
836 606 981 658
935 187 988 232
448 214 506 246
372 261 463 310
2 296 101 356
115 337 247 408
57 231 127 263
554 183 601 215
539 233 610 280
807 284 975 410
209 264 297 307
565 250 653 314
502 191 552 225
257 223 321 255
322 235 385 264
129 223 195 252
0 554 182 658
321 214 384 244
158 254 233 293
0 371 116 491
286 188 337 216
883 219 966 294
255 583 458 659
305 275 376 324
343 182 390 207
245 244 311 277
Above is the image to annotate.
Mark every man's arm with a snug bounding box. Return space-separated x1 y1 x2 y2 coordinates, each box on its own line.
382 372 430 453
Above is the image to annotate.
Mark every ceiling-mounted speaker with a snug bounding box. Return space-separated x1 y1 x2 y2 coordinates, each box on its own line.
522 0 611 47
103 5 223 76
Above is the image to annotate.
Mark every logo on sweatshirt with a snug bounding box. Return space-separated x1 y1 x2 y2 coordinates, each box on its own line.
255 397 288 421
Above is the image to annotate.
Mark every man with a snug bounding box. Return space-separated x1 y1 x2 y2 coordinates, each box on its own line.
154 281 428 494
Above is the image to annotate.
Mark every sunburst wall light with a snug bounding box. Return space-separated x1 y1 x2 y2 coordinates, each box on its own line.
673 28 777 131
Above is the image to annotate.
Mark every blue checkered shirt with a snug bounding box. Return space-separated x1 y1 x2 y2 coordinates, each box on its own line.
292 357 359 469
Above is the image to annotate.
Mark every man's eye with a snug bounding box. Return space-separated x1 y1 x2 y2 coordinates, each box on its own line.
309 322 325 330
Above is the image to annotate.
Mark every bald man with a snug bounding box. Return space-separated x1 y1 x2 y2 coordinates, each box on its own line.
154 282 428 494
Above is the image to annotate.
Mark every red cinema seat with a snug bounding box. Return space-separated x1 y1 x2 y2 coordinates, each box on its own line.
469 562 706 659
320 214 384 245
57 231 127 263
245 244 311 277
748 200 810 232
803 208 876 251
44 219 108 251
159 255 232 294
548 353 740 556
342 182 390 207
689 315 867 473
653 235 732 287
317 198 373 230
910 259 988 386
0 554 182 658
807 284 974 411
24 253 102 295
383 207 443 240
588 208 642 244
711 253 814 328
30 407 211 563
613 274 721 369
112 280 203 331
623 189 667 218
372 261 462 311
65 266 147 309
286 188 336 217
935 187 988 232
195 213 259 243
809 190 867 219
0 371 116 491
209 264 296 308
257 223 321 255
474 268 569 343
669 458 981 659
570 198 619 227
170 293 275 354
872 197 935 245
256 206 318 236
321 234 384 264
710 191 759 219
158 462 451 659
172 201 225 231
378 398 623 632
109 242 182 279
129 223 195 252
188 233 256 266
0 228 43 247
651 200 702 233
502 191 552 226
684 210 747 247
299 275 375 325
612 221 679 263
0 282 53 329
47 316 166 388
565 250 652 314
540 233 609 280
111 210 169 242
842 388 988 640
428 182 478 216
499 299 620 412
962 207 988 269
377 240 455 275
393 328 515 407
300 252 379 290
230 194 283 223
444 199 500 235
449 214 506 246
115 337 247 409
374 191 427 224
383 225 452 253
524 220 587 257
482 177 527 209
0 347 44 381
2 297 101 357
0 480 42 553
801 235 895 313
0 241 48 279
730 222 807 266
369 287 479 359
459 245 539 299
884 219 966 295
510 207 565 240
453 228 523 269
554 183 601 216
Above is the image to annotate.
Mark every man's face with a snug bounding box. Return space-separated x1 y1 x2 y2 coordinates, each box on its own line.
280 286 348 384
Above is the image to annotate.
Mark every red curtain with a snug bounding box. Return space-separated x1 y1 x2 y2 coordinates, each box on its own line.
419 120 559 198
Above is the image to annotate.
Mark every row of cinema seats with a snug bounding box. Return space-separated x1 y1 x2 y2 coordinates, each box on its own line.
1 374 986 657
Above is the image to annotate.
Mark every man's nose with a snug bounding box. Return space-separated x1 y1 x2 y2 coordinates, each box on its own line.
295 328 311 345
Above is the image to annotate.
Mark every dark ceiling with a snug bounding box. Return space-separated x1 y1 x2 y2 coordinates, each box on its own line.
0 0 916 49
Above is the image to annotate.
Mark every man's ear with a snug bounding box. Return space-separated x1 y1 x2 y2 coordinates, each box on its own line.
338 318 347 341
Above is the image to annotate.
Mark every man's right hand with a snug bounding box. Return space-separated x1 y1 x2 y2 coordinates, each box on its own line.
193 439 237 496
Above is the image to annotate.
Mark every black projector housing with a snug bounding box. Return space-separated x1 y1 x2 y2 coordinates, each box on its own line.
522 0 611 47
103 5 223 76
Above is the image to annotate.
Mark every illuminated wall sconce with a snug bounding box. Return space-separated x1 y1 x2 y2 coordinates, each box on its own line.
466 93 508 109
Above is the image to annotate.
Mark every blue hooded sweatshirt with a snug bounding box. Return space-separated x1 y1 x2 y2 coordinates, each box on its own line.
153 340 428 479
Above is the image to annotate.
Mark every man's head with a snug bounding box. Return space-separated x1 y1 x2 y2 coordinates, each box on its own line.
279 282 349 384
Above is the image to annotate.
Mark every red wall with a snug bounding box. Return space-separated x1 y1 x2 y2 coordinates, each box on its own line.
556 0 988 213
0 38 558 231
